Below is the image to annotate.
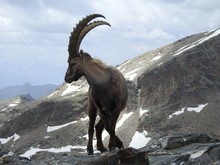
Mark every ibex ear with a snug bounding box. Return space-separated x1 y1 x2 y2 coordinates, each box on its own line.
79 49 86 61
79 49 84 58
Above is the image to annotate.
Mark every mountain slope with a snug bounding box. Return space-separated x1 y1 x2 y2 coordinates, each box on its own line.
0 28 220 164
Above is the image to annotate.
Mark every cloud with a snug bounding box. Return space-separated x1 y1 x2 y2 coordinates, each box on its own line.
0 0 220 88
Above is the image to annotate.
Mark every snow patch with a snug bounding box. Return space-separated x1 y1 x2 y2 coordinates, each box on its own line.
47 91 58 98
80 116 89 121
44 136 50 139
151 55 162 62
174 29 220 56
0 133 20 144
116 112 133 129
168 103 208 119
124 67 143 81
83 112 134 144
8 103 18 107
14 99 21 104
1 108 7 112
139 108 149 117
187 103 208 113
117 59 132 70
168 107 185 119
158 62 164 66
61 84 80 96
47 121 77 132
190 150 207 159
20 145 87 159
129 130 151 149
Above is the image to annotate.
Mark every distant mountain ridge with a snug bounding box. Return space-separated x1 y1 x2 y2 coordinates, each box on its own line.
0 83 58 100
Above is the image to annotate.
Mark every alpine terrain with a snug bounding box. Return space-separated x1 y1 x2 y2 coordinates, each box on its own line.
0 28 220 164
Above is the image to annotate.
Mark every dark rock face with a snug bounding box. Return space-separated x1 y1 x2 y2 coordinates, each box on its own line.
147 133 220 164
138 36 220 107
137 29 220 139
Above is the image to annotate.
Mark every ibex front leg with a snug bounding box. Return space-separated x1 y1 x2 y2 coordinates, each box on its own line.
87 100 97 155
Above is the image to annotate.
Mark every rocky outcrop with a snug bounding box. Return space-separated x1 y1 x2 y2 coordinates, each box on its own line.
136 28 220 140
1 133 220 164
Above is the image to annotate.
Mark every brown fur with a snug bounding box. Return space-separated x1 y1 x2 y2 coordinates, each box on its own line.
65 52 128 155
65 14 128 155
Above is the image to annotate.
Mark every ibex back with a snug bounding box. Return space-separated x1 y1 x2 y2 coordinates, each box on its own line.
65 14 128 155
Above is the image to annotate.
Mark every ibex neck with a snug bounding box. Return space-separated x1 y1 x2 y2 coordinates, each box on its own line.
83 63 110 89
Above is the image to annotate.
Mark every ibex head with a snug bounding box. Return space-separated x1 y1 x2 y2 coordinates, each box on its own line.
65 14 111 83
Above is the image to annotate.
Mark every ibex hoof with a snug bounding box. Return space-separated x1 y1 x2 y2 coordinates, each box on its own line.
87 149 94 155
116 140 124 150
98 147 108 153
109 146 115 151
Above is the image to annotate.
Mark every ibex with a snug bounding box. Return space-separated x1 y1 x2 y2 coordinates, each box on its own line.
65 14 128 155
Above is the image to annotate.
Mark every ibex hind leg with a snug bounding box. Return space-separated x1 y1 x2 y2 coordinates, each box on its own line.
95 119 108 153
116 136 124 150
103 110 123 151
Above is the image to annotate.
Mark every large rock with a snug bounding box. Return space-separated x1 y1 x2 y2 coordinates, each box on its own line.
147 133 220 164
1 133 220 164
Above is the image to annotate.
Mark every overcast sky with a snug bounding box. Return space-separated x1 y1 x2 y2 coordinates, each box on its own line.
0 0 220 89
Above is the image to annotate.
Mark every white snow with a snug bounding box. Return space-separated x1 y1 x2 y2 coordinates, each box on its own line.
47 91 58 98
117 59 132 70
190 150 207 159
151 55 162 62
126 73 137 81
158 62 164 66
7 99 21 107
0 133 20 144
139 108 149 117
8 103 18 107
82 112 134 144
14 99 21 104
61 84 80 96
116 112 133 129
197 29 220 44
124 67 144 81
168 107 185 119
1 108 7 112
168 103 208 119
4 151 14 157
80 116 89 121
20 145 87 159
47 121 77 132
13 133 20 141
187 103 208 113
129 130 151 149
174 29 220 56
44 136 50 139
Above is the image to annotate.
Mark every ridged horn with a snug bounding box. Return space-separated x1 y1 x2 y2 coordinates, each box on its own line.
68 14 109 61
76 21 111 54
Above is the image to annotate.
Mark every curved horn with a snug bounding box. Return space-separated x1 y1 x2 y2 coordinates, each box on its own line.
68 14 106 61
76 21 111 54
